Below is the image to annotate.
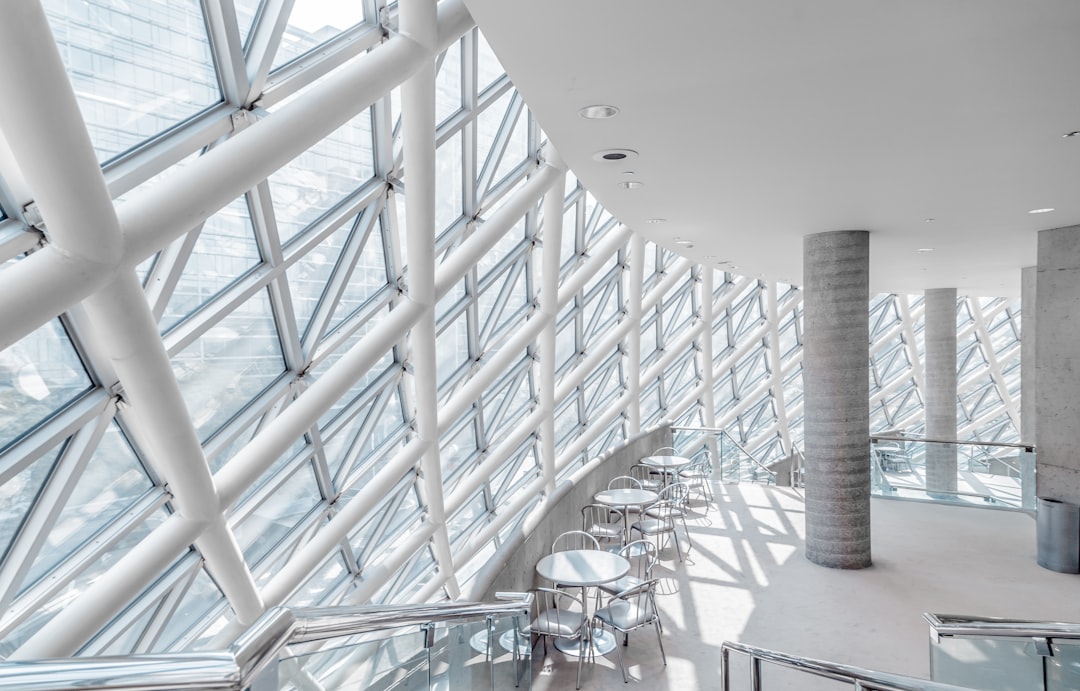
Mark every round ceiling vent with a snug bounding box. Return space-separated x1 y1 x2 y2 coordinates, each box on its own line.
592 148 639 162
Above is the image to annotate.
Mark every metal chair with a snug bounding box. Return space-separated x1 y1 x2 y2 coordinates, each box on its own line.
552 530 601 553
630 463 664 492
592 579 667 683
582 504 625 548
607 475 643 490
599 539 658 597
646 482 692 549
679 455 714 513
528 587 590 689
631 497 684 562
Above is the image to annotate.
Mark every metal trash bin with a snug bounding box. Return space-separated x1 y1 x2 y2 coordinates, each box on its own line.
1037 497 1080 573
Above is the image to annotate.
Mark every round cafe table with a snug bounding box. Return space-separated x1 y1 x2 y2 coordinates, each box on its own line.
535 549 630 656
639 454 692 486
594 487 658 544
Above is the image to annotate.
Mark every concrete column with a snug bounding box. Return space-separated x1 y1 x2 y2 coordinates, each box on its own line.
924 288 958 494
803 230 871 569
1035 226 1080 504
1021 266 1037 444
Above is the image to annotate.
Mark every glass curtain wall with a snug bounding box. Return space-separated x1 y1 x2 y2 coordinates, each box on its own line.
0 0 1022 660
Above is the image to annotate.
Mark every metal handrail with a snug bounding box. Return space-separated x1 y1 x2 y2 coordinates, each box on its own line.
925 613 1080 640
721 641 977 691
671 426 778 480
871 435 1035 453
0 593 533 691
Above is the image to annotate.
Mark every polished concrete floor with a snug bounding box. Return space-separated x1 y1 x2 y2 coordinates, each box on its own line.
525 482 1080 690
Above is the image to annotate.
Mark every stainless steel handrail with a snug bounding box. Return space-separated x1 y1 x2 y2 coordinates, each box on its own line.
0 593 533 691
871 435 1035 453
721 641 977 691
671 426 777 479
925 613 1080 640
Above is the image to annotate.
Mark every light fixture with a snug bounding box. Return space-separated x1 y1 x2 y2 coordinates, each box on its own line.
1064 131 1080 138
916 248 934 253
1029 208 1055 214
618 180 644 190
578 104 620 120
924 218 936 223
675 239 693 247
592 148 639 162
647 218 667 224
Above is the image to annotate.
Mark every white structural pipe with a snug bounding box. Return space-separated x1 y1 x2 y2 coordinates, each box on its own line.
553 225 633 309
260 440 425 606
0 0 475 351
627 233 646 434
766 281 792 453
445 408 545 515
216 299 425 507
12 514 203 659
400 0 458 601
701 267 718 432
538 150 565 496
0 2 122 350
81 276 263 621
433 163 563 301
554 391 633 472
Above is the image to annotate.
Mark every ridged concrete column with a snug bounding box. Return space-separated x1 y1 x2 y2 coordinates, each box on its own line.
924 288 958 494
1021 266 1037 444
803 230 871 569
1036 226 1080 504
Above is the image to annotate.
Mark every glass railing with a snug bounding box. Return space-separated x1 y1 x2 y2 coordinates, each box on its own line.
721 640 977 691
926 613 1080 691
671 427 781 486
870 436 1035 511
0 594 532 691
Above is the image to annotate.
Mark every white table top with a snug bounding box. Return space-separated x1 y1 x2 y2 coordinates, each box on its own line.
640 454 692 469
594 488 658 507
536 550 630 587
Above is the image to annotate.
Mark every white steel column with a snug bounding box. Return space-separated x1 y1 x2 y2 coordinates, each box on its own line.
400 0 457 600
0 1 121 347
767 281 792 452
539 150 567 495
0 0 476 351
627 233 646 434
700 267 719 463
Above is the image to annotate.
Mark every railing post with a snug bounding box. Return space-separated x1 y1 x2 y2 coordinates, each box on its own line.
721 646 730 690
750 653 762 691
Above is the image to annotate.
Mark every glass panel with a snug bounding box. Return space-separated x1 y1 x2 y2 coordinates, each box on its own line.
23 423 154 591
172 289 285 441
43 0 221 163
287 220 354 338
0 320 92 453
268 109 375 243
435 40 462 125
0 442 62 560
476 30 504 95
326 220 391 334
234 0 260 49
155 565 227 651
436 310 470 387
871 439 1030 510
435 132 463 235
160 197 262 333
431 615 531 690
930 634 1042 691
272 0 367 71
233 460 322 566
281 629 429 690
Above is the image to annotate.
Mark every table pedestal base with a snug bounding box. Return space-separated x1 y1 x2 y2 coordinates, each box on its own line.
553 627 619 657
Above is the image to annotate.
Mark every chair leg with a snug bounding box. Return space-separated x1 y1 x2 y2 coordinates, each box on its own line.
576 633 586 689
610 624 628 683
654 619 667 666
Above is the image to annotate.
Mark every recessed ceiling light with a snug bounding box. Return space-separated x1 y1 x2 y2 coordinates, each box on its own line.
924 218 936 223
675 239 693 247
578 104 620 119
618 180 644 190
592 149 639 162
916 248 934 253
647 218 666 224
1029 208 1055 214
1064 131 1080 138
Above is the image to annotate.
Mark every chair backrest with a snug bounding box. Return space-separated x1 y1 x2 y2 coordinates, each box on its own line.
552 530 601 553
608 475 642 490
618 540 658 580
630 464 660 483
657 481 689 505
652 446 678 456
609 579 659 624
582 504 624 532
531 587 585 632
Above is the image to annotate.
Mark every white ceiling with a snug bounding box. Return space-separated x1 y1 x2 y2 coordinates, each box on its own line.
462 0 1080 296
